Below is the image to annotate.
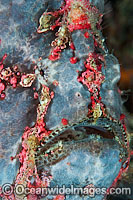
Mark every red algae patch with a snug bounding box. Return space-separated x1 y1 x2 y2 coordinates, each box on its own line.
70 57 78 64
61 118 68 126
84 31 89 38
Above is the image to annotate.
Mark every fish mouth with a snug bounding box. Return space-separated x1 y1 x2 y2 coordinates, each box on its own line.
71 125 114 139
37 116 126 155
39 122 115 153
35 117 128 176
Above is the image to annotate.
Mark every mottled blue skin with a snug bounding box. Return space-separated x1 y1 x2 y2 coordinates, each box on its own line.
43 29 122 129
44 30 93 129
0 0 64 185
101 55 122 119
50 140 121 188
0 0 104 64
0 0 124 200
41 138 121 200
0 86 38 185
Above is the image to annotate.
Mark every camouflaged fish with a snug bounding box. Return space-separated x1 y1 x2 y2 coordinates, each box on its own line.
0 0 130 200
35 0 129 172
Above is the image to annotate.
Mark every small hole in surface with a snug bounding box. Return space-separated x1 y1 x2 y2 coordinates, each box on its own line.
75 92 81 97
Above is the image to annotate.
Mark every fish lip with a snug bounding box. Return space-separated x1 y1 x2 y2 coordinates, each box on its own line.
73 125 115 139
49 116 120 140
36 117 128 174
38 116 126 153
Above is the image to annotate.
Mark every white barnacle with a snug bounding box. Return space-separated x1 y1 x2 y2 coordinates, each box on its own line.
93 103 102 120
37 12 53 33
20 74 36 87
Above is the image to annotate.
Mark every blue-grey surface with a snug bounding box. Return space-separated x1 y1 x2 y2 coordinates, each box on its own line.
100 55 122 119
41 138 122 200
0 1 125 200
40 29 94 129
38 28 122 130
50 140 121 188
0 86 38 185
0 0 103 65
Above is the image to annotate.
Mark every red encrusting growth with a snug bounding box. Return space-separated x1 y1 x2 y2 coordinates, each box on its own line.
61 118 68 126
120 113 125 121
49 47 61 61
69 42 75 50
53 195 65 200
0 43 35 100
78 52 105 117
68 23 91 32
10 76 18 88
84 31 90 38
53 80 59 86
70 57 78 64
0 53 7 64
0 82 5 93
0 53 22 99
34 92 39 99
0 93 6 100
